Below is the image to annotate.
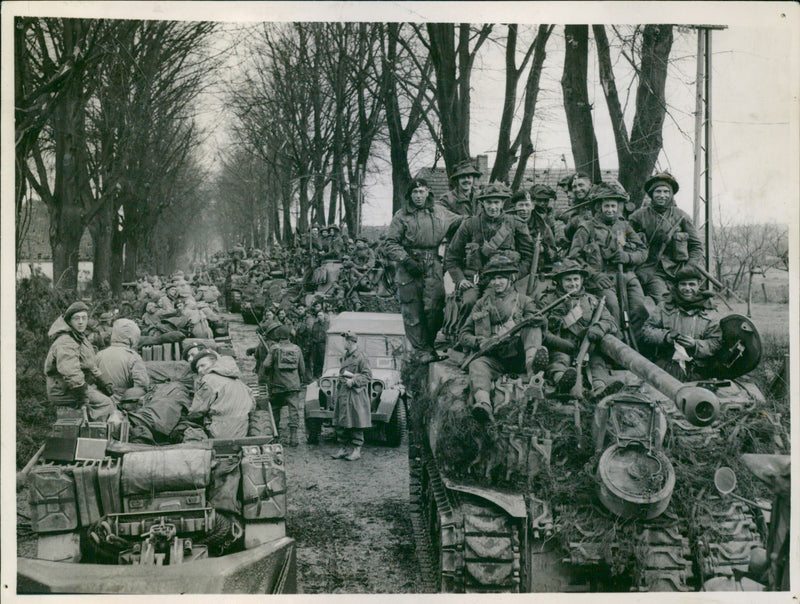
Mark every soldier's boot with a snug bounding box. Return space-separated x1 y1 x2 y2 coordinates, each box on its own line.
344 446 362 461
526 347 550 374
331 446 350 459
591 378 626 399
471 390 494 424
288 427 299 447
556 368 578 393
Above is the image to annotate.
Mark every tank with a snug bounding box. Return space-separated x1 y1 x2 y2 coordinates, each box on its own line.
408 332 771 593
17 343 297 594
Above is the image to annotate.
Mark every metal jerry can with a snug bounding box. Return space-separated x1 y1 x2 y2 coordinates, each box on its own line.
28 464 79 533
241 444 287 520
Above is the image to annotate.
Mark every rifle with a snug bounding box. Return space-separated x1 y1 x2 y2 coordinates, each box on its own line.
569 296 606 400
525 232 542 297
617 263 639 351
460 292 571 369
556 198 594 222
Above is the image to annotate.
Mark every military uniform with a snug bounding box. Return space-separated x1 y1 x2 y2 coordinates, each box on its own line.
384 179 460 359
567 183 648 335
259 327 305 446
332 331 373 460
435 159 483 217
459 256 549 422
630 173 704 304
541 261 618 391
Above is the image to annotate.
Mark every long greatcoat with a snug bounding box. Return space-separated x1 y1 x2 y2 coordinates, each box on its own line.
333 348 373 429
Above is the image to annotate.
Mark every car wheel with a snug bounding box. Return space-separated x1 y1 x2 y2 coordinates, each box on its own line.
306 418 323 444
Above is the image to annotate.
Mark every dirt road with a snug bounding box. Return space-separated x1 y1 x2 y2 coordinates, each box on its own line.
228 316 422 594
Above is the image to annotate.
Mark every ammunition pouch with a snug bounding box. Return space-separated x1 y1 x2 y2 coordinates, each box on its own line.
672 232 690 261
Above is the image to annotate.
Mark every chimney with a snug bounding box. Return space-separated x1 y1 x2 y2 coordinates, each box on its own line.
475 155 489 184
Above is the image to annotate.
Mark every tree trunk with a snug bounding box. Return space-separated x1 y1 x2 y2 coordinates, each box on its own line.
123 237 138 283
89 208 114 291
109 225 124 294
624 25 673 208
561 25 601 181
49 204 84 293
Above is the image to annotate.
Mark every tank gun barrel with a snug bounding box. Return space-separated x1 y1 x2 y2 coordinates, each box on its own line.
599 334 719 426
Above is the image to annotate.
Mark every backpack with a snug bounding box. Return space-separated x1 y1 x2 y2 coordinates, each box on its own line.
275 343 300 371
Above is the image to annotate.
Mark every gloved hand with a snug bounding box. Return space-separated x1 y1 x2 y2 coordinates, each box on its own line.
529 315 547 328
246 346 257 356
403 256 425 277
98 378 116 397
587 325 605 342
664 331 679 345
595 274 613 289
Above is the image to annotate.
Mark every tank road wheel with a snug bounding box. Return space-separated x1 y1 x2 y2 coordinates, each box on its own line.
305 418 323 444
385 400 407 447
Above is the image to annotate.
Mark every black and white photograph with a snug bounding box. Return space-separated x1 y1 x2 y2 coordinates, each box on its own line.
2 1 797 599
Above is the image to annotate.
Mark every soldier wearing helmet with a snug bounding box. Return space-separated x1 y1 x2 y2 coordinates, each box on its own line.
640 264 721 380
629 172 705 304
436 159 483 217
540 260 619 394
459 255 550 423
558 172 595 245
567 181 648 337
507 186 559 271
384 178 461 363
444 182 536 337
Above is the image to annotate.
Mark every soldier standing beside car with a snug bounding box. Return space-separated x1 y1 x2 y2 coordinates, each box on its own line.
331 331 373 461
629 172 705 305
384 178 461 363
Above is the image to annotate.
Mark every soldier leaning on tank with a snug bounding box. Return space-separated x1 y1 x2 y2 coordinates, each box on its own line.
629 172 705 305
436 159 483 217
568 182 649 335
384 178 461 363
445 182 535 334
540 261 619 393
259 325 305 447
459 256 550 423
183 350 255 441
331 330 373 461
639 265 722 381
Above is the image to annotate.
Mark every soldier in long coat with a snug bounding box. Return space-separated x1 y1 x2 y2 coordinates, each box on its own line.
384 178 461 363
629 172 705 304
331 331 373 461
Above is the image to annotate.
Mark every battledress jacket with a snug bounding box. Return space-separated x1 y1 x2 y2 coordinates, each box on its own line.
540 289 618 346
436 188 480 217
334 348 373 429
259 339 306 394
384 199 460 265
459 288 539 357
96 319 150 398
445 213 535 284
567 216 647 274
628 203 704 275
187 356 254 439
640 296 722 368
44 316 105 403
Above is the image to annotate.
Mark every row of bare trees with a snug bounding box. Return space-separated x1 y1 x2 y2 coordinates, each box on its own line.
15 17 218 293
219 23 677 244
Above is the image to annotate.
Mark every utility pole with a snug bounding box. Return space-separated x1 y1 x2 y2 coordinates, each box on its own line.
690 25 727 279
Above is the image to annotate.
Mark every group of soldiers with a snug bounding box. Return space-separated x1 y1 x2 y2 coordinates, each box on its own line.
385 160 720 423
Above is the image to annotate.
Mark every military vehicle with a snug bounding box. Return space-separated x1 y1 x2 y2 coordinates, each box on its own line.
304 312 408 446
408 315 779 593
17 339 297 594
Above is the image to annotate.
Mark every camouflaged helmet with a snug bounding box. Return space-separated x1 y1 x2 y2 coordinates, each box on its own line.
644 172 679 195
587 181 629 205
530 184 557 201
550 259 589 280
481 255 518 278
477 182 512 202
449 159 482 180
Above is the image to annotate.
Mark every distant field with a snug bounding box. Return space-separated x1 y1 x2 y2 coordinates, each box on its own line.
723 301 789 342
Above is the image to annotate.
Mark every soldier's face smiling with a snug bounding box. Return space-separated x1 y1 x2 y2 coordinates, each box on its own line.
457 175 474 194
651 185 673 208
489 274 510 294
677 278 701 300
482 197 504 218
560 274 583 294
572 178 591 201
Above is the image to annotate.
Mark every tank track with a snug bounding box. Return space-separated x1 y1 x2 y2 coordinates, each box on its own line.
693 498 762 584
412 446 522 593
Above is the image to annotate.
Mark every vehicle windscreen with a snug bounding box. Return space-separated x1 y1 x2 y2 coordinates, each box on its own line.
324 334 406 372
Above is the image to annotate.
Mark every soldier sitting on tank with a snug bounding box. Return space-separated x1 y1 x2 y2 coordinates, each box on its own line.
506 188 558 281
459 256 550 423
445 182 535 337
629 172 705 305
557 172 594 247
96 318 150 401
183 349 255 441
541 260 619 393
567 182 649 336
639 265 722 381
353 237 376 270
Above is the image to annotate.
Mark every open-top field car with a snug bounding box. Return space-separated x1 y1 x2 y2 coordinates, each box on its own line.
304 312 409 446
17 339 297 594
408 314 786 593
